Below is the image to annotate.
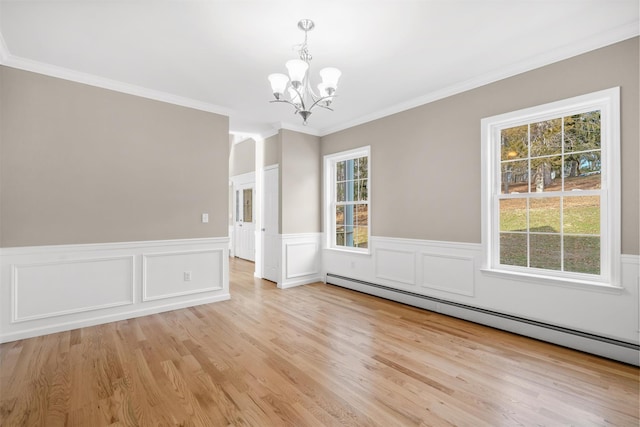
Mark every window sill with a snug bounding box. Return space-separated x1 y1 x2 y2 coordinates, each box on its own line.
480 268 623 294
324 246 371 256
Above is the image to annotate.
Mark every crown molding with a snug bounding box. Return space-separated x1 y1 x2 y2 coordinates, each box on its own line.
319 22 639 137
1 53 234 117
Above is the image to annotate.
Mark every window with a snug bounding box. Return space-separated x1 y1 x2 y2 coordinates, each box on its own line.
243 188 253 223
324 146 370 252
481 88 620 286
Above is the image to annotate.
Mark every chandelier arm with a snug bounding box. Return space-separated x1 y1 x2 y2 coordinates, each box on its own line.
269 99 302 111
307 95 337 112
315 104 334 112
290 85 308 112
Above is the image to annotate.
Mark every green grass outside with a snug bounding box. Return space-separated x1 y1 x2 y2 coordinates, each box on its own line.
500 233 600 274
499 196 600 274
500 196 599 234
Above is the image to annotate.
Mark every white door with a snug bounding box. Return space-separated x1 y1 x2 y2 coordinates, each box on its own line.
262 167 279 282
235 184 255 261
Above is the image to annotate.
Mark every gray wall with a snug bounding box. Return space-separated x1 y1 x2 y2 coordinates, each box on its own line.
280 129 321 234
0 66 229 247
229 138 255 177
321 37 639 255
263 133 280 167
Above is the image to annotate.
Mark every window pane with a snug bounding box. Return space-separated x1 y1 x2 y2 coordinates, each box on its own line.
345 204 356 228
243 189 253 223
530 234 561 270
564 196 600 235
500 198 527 232
336 161 346 181
359 179 368 201
345 159 355 181
336 233 345 246
529 197 560 233
337 182 346 202
236 190 240 221
354 226 368 248
501 125 528 161
564 236 600 274
355 204 368 226
358 157 368 179
563 151 601 191
345 225 354 247
564 111 601 153
350 180 357 202
501 160 529 194
500 233 527 267
335 205 344 227
342 203 357 247
530 156 562 192
530 118 562 157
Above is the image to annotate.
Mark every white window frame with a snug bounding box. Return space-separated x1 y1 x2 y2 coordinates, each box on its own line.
481 87 620 288
324 146 371 254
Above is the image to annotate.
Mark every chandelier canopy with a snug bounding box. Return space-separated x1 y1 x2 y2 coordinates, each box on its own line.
268 19 341 125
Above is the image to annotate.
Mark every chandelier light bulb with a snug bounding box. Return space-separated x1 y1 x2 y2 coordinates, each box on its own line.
318 83 333 106
268 73 289 99
285 59 308 89
320 67 341 93
317 82 328 97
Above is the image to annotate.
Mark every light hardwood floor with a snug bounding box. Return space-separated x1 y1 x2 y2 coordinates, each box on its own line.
1 257 638 426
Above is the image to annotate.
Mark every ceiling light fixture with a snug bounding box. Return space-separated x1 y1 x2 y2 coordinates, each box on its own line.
268 19 341 125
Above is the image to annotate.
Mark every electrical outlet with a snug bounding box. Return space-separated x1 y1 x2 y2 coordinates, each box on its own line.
201 213 209 223
184 271 192 281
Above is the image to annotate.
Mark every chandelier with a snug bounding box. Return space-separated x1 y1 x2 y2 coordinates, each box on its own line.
268 19 341 125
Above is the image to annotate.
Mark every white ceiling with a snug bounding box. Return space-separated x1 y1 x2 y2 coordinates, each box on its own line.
1 1 638 138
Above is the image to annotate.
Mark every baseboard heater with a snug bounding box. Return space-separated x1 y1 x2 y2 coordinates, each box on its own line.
326 273 640 366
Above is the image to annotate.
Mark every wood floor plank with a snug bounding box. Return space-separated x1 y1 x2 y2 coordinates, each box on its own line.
1 256 638 426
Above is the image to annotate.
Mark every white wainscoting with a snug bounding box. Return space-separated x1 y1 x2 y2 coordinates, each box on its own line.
12 256 135 322
0 238 229 343
375 248 416 286
324 236 480 300
421 252 475 297
142 249 224 301
323 235 640 364
279 233 323 289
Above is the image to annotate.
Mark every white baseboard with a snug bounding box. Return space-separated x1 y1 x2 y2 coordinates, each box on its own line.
278 275 324 289
0 237 229 343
